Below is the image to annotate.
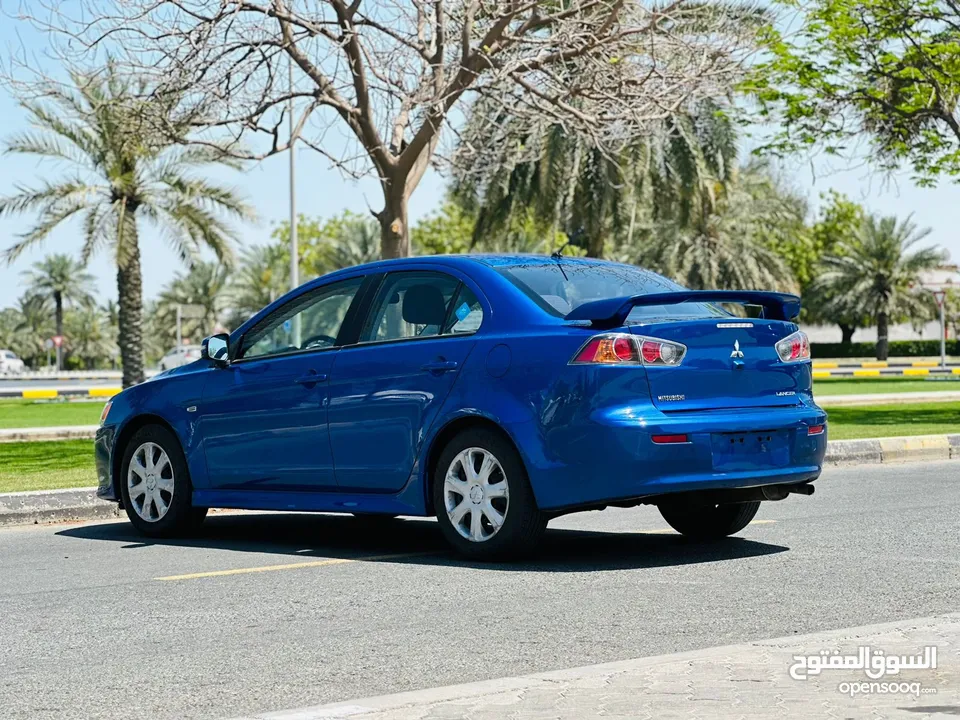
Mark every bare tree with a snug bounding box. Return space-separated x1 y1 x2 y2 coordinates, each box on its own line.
7 0 766 258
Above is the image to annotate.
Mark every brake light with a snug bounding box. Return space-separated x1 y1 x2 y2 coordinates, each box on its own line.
808 425 825 436
775 331 810 363
571 333 686 366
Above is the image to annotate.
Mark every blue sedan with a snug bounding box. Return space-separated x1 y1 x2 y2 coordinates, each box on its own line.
95 254 827 559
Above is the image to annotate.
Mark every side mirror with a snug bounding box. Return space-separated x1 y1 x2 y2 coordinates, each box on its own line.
201 333 230 366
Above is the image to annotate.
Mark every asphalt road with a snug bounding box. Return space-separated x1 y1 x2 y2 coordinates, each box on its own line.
1 462 958 720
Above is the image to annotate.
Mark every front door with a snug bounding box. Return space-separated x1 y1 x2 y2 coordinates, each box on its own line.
200 276 365 491
328 272 484 492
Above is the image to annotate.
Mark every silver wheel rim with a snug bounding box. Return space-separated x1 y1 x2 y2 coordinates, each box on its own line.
444 447 509 543
127 442 175 523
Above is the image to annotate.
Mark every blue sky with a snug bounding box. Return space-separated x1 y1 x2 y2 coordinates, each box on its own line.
1 20 958 309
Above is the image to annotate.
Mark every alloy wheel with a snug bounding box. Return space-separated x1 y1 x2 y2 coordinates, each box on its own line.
443 447 509 542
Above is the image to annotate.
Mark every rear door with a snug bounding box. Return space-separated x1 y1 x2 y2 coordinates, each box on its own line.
327 271 483 492
631 319 809 412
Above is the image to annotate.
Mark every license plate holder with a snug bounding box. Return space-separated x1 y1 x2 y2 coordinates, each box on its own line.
712 430 790 471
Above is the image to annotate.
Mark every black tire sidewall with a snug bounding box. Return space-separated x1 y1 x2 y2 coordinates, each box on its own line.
432 428 545 560
119 425 196 537
658 500 761 539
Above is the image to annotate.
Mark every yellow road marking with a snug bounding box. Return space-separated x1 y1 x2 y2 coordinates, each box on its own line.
853 369 881 377
88 387 121 397
953 368 960 375
154 552 431 581
22 389 58 399
902 368 930 376
861 361 888 369
812 370 832 378
912 360 938 368
812 362 837 369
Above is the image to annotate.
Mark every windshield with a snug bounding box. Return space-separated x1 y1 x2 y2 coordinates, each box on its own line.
494 261 727 322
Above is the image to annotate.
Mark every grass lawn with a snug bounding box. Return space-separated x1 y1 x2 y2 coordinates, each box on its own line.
814 378 960 396
0 399 105 429
826 402 960 440
0 440 97 493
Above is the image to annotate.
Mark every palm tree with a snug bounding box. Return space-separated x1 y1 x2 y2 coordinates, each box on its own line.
304 212 381 276
635 161 802 292
22 254 94 369
13 293 54 368
156 261 231 345
454 98 741 259
0 65 254 386
813 215 946 360
64 306 116 369
229 243 290 325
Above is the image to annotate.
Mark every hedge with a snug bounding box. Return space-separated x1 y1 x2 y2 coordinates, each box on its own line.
811 340 959 359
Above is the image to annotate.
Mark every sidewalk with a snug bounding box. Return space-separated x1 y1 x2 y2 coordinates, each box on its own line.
239 614 960 720
817 390 960 407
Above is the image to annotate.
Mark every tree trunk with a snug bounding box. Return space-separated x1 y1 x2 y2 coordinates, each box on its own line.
876 312 889 361
378 180 410 259
839 323 856 346
54 290 63 371
117 239 145 388
585 233 606 259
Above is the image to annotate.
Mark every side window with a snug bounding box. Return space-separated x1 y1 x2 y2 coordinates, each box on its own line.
240 277 363 360
361 272 460 343
444 286 484 334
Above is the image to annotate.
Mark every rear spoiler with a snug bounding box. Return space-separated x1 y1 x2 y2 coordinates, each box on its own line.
564 290 801 328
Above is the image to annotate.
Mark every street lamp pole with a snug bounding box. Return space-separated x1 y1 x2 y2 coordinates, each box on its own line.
289 56 301 347
933 289 947 369
940 296 947 369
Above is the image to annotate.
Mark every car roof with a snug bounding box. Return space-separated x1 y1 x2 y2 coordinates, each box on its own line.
311 253 627 282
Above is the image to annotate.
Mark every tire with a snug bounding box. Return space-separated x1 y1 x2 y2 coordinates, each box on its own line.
119 424 204 537
657 500 761 540
433 427 546 561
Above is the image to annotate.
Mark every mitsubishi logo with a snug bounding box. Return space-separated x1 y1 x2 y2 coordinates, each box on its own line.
730 340 744 359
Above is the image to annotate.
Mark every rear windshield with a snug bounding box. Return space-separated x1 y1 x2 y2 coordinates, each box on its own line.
495 261 727 322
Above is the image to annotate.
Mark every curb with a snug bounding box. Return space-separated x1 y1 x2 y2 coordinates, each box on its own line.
823 433 960 465
0 426 98 443
3 435 959 529
0 487 121 527
231 613 960 720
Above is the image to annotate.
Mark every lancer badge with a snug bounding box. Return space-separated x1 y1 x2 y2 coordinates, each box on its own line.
730 340 744 359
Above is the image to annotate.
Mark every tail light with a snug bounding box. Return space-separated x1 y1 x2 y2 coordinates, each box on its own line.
775 330 810 363
571 333 686 367
808 425 825 436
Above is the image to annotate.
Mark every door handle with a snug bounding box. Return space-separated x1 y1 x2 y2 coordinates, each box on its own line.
420 360 458 374
295 372 328 385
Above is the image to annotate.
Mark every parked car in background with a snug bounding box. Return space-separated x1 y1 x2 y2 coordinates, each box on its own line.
95 255 826 560
0 350 25 374
158 345 202 371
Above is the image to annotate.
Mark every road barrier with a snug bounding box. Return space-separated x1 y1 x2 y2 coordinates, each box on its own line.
1 387 120 400
812 360 956 369
813 367 960 378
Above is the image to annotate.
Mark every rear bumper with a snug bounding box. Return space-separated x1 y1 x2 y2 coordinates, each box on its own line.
526 402 827 511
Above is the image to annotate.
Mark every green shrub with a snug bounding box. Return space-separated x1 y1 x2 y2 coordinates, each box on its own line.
812 340 959 359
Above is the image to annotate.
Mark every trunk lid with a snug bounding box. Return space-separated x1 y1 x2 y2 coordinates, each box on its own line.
630 320 808 412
